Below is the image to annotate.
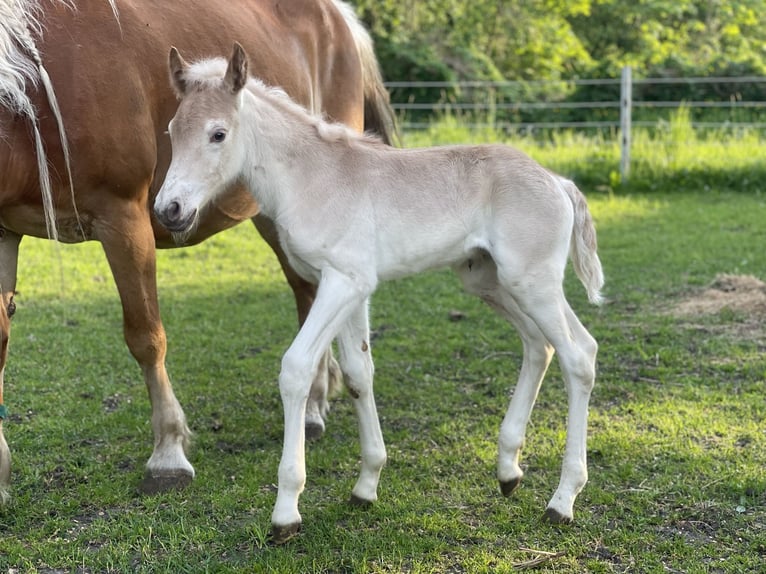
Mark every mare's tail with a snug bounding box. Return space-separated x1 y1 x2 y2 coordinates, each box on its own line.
559 177 605 305
333 0 398 146
0 0 117 241
1 5 62 240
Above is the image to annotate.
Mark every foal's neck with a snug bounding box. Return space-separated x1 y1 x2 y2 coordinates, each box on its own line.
240 88 326 214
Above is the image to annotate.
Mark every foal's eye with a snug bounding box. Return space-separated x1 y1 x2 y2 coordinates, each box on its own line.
211 130 226 143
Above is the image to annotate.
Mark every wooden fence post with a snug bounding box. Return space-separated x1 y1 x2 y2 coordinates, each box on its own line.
620 66 632 182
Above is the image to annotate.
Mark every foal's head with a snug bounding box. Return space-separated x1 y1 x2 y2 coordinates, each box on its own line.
154 43 250 235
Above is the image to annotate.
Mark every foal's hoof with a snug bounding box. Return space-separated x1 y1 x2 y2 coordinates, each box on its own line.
348 494 374 509
138 469 193 495
305 420 325 441
269 522 301 545
499 476 523 497
542 507 573 525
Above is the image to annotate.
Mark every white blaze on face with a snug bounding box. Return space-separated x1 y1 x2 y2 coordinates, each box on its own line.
155 89 241 232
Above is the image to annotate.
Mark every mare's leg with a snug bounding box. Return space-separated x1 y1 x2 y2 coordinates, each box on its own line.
335 301 386 504
252 214 342 439
97 200 194 493
455 254 555 496
0 229 21 503
496 261 598 524
271 267 370 543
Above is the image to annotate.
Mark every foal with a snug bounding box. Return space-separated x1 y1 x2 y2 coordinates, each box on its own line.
155 44 604 543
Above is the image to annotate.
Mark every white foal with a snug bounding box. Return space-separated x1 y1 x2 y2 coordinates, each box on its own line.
155 44 604 543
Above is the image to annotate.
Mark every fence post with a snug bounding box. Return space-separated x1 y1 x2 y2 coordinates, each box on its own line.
620 66 632 182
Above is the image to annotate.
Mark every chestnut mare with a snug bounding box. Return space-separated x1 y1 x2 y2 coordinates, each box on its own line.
0 0 395 502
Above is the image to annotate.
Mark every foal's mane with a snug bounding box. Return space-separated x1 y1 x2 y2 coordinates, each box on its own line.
186 57 384 148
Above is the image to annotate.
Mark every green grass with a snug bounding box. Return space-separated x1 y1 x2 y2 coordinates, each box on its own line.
1 125 765 572
403 107 766 195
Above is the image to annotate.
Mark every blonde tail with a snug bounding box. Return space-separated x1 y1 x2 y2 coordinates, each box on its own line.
559 177 605 305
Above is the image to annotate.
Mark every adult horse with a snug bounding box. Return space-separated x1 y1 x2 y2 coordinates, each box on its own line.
0 0 395 502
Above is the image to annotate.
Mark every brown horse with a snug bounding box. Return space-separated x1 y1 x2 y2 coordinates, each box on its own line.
0 0 395 502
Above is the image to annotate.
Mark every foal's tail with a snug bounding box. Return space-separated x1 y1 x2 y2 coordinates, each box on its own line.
333 0 399 146
559 177 605 305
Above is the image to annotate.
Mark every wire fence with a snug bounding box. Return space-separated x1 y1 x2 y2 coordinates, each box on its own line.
385 69 766 179
385 72 766 131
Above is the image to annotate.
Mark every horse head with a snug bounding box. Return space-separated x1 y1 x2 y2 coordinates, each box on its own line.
154 44 250 236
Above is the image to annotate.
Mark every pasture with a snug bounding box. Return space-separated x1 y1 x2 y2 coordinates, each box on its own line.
1 130 765 571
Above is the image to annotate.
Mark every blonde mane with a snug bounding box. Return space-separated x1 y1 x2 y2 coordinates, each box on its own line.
0 0 119 241
186 56 383 148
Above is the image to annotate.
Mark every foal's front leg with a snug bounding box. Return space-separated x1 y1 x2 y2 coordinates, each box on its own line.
335 301 386 505
252 215 342 439
270 268 371 543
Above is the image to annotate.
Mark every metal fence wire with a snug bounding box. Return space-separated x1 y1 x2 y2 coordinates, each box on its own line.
385 72 766 130
385 68 766 180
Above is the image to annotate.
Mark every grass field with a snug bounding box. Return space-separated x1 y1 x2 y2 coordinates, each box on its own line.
0 124 765 572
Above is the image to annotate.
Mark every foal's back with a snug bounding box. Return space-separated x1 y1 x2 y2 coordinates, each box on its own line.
316 141 574 279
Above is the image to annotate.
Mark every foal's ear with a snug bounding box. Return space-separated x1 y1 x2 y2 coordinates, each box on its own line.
168 46 189 98
224 42 249 94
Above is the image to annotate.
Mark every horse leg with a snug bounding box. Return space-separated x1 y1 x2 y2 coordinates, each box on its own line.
97 200 194 493
252 214 342 439
0 228 21 503
496 263 598 524
455 254 555 496
271 267 369 544
335 300 386 505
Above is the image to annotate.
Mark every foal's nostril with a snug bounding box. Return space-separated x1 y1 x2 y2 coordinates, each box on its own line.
167 200 181 221
155 197 196 233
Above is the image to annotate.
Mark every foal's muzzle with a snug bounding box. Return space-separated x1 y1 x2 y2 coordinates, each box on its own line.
154 200 198 233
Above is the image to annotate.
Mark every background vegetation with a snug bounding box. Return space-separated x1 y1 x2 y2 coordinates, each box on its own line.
350 0 766 127
351 0 766 82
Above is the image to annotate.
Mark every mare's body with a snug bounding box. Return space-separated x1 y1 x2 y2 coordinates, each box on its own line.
0 0 395 501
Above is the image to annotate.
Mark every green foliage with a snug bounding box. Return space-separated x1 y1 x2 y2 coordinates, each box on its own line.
402 107 766 196
352 0 766 82
352 0 766 127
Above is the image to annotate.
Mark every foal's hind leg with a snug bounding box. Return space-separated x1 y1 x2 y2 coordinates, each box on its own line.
498 267 598 524
98 201 193 493
252 215 342 439
455 255 555 496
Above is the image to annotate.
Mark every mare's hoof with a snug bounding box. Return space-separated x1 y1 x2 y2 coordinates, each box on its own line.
270 522 301 545
348 494 374 509
305 421 325 441
499 476 522 497
542 507 573 525
138 470 193 495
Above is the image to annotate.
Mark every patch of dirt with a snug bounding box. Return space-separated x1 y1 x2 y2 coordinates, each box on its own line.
669 274 766 340
673 274 766 317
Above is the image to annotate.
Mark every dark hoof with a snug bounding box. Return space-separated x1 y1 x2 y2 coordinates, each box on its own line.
138 470 193 495
499 476 522 497
305 421 325 441
542 507 573 525
348 494 374 509
269 522 301 545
